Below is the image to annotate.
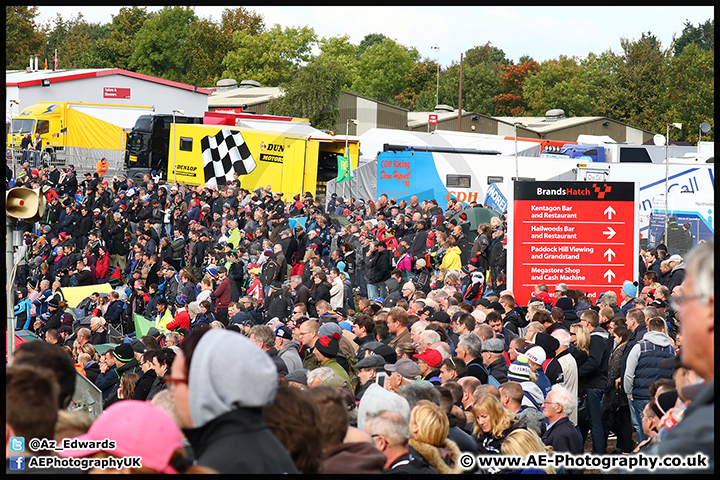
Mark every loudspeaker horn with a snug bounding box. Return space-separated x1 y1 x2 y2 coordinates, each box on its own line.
6 187 47 223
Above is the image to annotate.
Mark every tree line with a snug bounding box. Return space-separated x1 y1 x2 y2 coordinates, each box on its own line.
6 6 714 141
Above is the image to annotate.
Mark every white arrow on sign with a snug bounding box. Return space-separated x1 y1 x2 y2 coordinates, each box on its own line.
604 269 616 283
604 206 616 220
603 226 617 239
604 248 616 262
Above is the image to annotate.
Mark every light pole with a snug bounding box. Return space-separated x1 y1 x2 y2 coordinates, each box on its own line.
9 99 20 175
664 122 682 239
172 109 184 183
345 118 358 200
431 45 439 108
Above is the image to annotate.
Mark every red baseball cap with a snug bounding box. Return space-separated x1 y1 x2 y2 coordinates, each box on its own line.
413 348 443 369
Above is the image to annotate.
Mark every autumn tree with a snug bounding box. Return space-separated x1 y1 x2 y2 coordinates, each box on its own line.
6 6 46 70
186 7 265 87
492 61 540 116
395 60 438 110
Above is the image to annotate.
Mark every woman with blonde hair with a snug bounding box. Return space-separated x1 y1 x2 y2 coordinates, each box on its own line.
501 428 556 474
569 322 590 368
80 342 101 363
473 393 518 454
409 400 464 474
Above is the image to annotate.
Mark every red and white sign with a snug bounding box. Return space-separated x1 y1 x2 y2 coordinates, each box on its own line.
429 114 438 125
508 181 638 306
103 87 131 99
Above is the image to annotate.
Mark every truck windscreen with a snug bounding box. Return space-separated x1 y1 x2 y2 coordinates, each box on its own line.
127 132 149 153
12 118 35 135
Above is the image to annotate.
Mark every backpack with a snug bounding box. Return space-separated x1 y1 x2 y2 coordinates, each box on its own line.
481 364 501 387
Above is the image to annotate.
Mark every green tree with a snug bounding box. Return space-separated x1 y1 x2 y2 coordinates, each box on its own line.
318 34 358 88
6 6 45 69
673 18 714 56
129 6 197 82
358 33 388 57
581 50 619 117
351 38 419 105
268 56 348 130
665 43 714 142
221 24 316 86
492 61 540 116
523 55 594 117
598 32 670 132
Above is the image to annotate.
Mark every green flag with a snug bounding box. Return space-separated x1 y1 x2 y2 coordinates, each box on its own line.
133 312 155 338
337 155 351 183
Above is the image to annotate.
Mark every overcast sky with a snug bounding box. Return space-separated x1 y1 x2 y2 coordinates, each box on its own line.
35 6 714 66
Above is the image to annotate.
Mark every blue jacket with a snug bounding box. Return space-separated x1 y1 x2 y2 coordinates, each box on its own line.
14 298 33 330
104 299 124 325
624 331 675 400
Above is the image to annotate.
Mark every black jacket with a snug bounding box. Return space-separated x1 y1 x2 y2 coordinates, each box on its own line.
132 369 157 401
382 445 439 474
542 416 583 454
183 408 299 474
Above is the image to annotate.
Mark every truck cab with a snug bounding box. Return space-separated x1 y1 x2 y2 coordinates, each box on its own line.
540 144 606 162
7 103 63 159
126 114 203 180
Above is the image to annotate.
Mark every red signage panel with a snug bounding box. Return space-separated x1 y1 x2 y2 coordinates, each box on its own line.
429 114 438 125
103 87 131 99
508 181 637 306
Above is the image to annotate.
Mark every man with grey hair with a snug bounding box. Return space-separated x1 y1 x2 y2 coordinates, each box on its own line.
306 366 339 387
541 384 582 456
417 330 440 353
554 283 569 299
398 380 440 410
600 290 622 317
186 301 202 328
164 331 180 347
249 325 288 376
551 328 578 425
366 410 438 474
455 333 489 384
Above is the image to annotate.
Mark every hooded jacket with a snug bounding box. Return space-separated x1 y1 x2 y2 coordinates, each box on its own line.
408 438 464 474
321 441 386 474
277 339 303 373
439 246 462 272
623 330 675 400
183 329 298 474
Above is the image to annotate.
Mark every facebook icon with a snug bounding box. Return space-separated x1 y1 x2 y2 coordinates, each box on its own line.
9 455 25 470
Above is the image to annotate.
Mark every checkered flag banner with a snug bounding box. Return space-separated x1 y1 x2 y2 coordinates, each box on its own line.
201 129 256 187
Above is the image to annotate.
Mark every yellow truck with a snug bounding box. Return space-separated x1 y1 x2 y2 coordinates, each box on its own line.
128 120 359 197
8 101 153 164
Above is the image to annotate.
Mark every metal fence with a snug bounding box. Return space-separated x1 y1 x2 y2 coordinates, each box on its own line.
7 146 127 178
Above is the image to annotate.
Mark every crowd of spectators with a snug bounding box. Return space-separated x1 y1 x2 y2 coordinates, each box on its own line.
7 162 714 474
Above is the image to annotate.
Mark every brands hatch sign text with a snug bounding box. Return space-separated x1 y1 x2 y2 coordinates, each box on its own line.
508 181 638 306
